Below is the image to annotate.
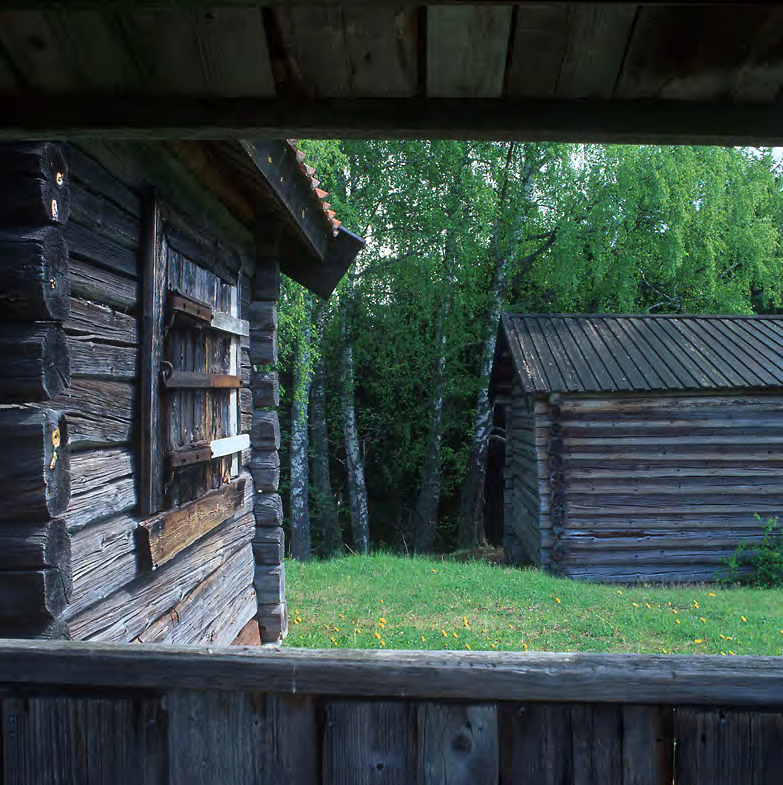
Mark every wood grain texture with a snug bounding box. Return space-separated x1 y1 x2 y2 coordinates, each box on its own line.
2 695 167 785
418 703 498 785
0 323 70 403
138 475 247 569
60 476 137 535
66 510 253 642
323 701 415 784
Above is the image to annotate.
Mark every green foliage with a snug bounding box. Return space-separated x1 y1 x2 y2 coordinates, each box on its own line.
276 141 783 550
721 516 783 588
286 554 783 655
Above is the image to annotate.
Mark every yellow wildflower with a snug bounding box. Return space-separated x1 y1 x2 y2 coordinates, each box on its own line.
741 616 747 622
482 629 487 633
431 569 437 573
662 649 668 653
380 599 384 603
694 639 703 644
646 603 651 609
729 650 736 655
466 644 471 650
380 641 386 647
355 628 361 634
374 632 381 640
338 613 344 618
491 643 496 649
453 631 458 639
633 603 639 608
331 637 336 644
721 651 726 655
380 618 386 624
556 597 561 604
617 590 623 595
293 619 300 625
693 601 700 609
441 630 447 637
334 627 340 632
421 636 425 642
709 592 716 597
676 620 681 625
701 618 706 623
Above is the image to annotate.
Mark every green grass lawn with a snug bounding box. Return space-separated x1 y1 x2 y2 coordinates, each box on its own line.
284 553 783 656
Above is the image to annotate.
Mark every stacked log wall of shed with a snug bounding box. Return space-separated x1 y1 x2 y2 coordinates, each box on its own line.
547 391 775 583
506 382 543 566
249 249 287 644
4 141 256 644
0 142 74 638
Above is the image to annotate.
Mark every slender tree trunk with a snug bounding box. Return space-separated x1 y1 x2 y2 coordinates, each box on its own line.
411 313 448 554
289 294 313 561
310 305 343 556
456 269 505 548
340 284 370 554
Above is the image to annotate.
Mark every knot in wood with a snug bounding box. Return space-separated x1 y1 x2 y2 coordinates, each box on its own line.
452 731 472 754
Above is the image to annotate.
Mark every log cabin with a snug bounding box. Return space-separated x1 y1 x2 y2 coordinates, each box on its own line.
492 313 783 583
0 140 364 644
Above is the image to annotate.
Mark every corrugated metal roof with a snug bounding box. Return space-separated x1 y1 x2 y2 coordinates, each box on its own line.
501 313 783 394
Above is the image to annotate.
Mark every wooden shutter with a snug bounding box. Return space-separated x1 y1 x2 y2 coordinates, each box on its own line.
141 202 249 515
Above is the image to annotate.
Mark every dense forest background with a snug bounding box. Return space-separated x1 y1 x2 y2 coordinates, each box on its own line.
275 141 783 559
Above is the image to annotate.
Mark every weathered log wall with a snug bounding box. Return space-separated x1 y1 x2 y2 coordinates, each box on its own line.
505 381 542 565
0 141 262 644
508 390 778 582
249 245 287 643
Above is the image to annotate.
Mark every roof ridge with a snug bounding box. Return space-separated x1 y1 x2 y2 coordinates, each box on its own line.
505 312 783 320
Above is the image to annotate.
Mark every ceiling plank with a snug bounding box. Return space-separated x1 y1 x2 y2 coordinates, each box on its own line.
191 8 275 96
506 4 569 99
275 6 417 98
427 5 512 98
615 5 772 100
2 96 783 146
556 5 638 98
730 8 783 102
0 11 76 92
119 9 207 95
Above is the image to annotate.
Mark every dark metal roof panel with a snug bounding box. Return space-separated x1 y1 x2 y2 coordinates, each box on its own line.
500 313 783 394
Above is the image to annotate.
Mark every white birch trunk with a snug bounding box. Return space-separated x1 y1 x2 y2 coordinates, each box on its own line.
340 285 369 554
289 295 313 561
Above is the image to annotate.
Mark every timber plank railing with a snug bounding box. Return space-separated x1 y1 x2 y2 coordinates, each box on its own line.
0 641 782 784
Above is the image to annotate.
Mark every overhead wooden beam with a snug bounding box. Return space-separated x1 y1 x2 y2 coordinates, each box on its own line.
0 1 760 8
2 97 783 145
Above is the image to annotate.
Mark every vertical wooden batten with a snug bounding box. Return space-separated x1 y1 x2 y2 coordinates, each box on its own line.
140 198 165 516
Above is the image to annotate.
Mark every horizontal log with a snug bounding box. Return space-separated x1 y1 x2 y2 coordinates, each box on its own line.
562 514 780 530
0 520 71 589
135 544 254 645
252 370 280 409
63 144 140 218
0 568 68 626
559 395 783 416
0 323 70 402
564 479 783 495
0 619 70 640
60 476 137 534
67 336 137 380
563 435 783 448
249 327 277 367
555 548 742 566
63 220 138 278
48 379 134 448
246 300 277 332
251 410 280 450
254 564 285 605
137 476 248 570
67 510 254 642
564 494 783 515
255 493 283 528
201 586 258 648
69 448 134 496
0 228 70 321
566 464 783 480
64 512 139 622
0 142 70 227
68 179 140 250
69 258 138 311
163 371 241 389
559 530 765 551
0 407 69 521
64 298 138 345
4 644 783 708
556 564 729 584
257 602 287 643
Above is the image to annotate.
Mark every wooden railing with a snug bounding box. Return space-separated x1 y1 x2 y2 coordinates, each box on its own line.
0 640 782 783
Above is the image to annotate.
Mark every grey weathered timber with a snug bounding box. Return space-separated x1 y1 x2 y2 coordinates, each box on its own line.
251 410 280 450
64 512 139 621
1 645 782 707
69 257 138 310
250 450 280 493
0 142 70 227
0 228 70 321
252 526 284 566
256 602 287 643
249 325 277 366
252 370 280 408
0 520 72 592
0 323 70 402
253 564 285 604
417 703 498 785
68 448 134 496
60 475 137 534
254 493 283 527
141 201 165 515
137 475 247 570
64 298 138 345
67 335 138 379
47 379 134 447
323 701 415 784
66 511 253 642
0 407 70 521
2 695 167 785
0 568 69 625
